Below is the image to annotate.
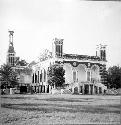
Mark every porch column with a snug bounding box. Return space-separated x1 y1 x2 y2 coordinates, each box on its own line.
45 85 47 93
33 73 35 83
49 85 51 94
88 85 91 94
82 84 85 95
38 86 40 93
38 71 39 83
97 87 99 94
93 85 95 94
102 88 104 94
36 86 38 93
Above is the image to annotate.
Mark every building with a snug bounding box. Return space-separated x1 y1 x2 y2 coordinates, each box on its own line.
31 38 107 94
6 31 32 93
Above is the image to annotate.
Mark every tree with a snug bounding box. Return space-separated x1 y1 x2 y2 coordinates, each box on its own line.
0 64 18 88
16 59 28 66
47 64 65 88
107 66 121 89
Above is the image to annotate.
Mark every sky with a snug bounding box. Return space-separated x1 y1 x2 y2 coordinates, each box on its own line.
0 0 121 68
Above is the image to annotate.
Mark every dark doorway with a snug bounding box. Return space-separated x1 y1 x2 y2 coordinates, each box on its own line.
20 86 27 94
94 86 98 94
47 85 49 93
90 85 93 95
74 87 78 94
85 85 89 94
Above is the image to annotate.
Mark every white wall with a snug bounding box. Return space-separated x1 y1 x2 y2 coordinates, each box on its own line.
63 63 73 84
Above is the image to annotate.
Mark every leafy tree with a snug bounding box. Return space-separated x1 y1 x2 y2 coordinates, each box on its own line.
47 64 65 88
107 66 121 89
0 64 18 88
16 59 28 66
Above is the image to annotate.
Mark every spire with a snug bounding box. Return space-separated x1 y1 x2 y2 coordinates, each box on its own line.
7 30 16 66
8 30 15 53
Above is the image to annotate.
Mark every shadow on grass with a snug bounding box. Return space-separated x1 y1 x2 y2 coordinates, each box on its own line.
1 96 34 100
1 103 120 114
1 96 94 101
41 98 94 102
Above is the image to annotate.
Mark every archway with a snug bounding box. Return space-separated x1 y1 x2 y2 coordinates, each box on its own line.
77 64 87 82
91 65 100 82
74 87 78 94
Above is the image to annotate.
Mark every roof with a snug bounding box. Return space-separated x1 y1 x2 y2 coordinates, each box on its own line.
63 53 101 61
8 45 15 53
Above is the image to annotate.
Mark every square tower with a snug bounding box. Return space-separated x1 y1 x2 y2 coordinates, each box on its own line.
52 38 64 58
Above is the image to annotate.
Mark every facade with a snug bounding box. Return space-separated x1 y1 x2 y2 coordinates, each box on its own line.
32 38 107 94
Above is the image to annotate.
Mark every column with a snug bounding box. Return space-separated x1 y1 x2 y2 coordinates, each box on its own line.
82 84 85 95
102 88 104 94
88 85 91 95
34 73 36 83
38 71 39 83
45 85 48 93
49 85 51 94
42 70 44 83
93 85 95 95
36 85 38 93
97 87 99 94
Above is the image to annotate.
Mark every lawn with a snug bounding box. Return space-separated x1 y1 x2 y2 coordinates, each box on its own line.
0 94 120 125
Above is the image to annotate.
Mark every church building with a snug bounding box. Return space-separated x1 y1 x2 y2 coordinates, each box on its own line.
31 38 107 94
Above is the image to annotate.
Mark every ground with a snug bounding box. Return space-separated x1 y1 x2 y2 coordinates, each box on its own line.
0 94 120 125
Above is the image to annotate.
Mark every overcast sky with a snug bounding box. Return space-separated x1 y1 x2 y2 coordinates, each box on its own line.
0 0 121 67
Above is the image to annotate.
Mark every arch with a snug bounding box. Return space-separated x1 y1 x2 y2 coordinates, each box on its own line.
63 63 73 84
77 64 87 82
91 65 100 82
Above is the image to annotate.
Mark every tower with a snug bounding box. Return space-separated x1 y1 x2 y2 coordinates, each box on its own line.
96 44 107 61
6 31 16 66
52 38 63 58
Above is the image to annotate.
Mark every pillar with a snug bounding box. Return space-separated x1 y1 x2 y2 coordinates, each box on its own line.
102 88 104 94
34 73 36 83
36 86 38 93
82 84 85 95
93 85 95 95
49 85 51 93
45 85 47 93
97 87 99 94
38 71 39 83
88 85 91 95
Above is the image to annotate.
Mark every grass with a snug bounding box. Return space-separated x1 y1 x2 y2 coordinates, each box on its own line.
0 94 120 125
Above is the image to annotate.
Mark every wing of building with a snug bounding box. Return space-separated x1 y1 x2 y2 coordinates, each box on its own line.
31 38 107 94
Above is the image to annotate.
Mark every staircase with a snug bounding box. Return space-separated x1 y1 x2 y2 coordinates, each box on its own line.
61 89 72 94
106 89 118 95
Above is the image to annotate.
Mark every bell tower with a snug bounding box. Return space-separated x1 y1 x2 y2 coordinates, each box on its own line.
96 44 107 61
6 31 16 66
52 38 63 58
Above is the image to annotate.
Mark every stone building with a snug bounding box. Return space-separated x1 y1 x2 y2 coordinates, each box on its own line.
32 38 107 94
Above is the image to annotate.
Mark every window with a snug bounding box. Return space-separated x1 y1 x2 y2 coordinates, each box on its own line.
73 71 76 82
87 71 90 81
